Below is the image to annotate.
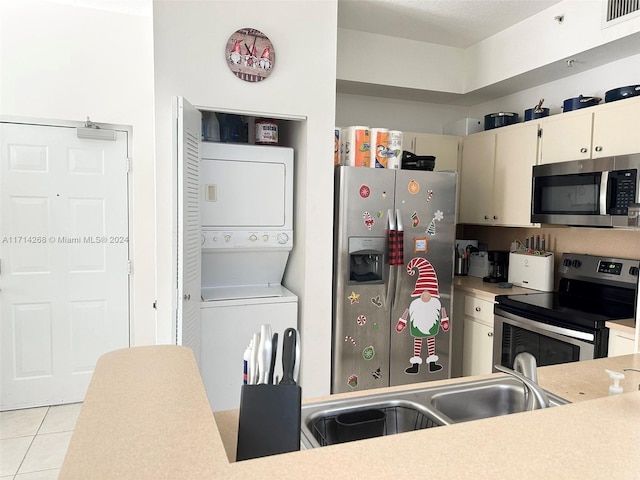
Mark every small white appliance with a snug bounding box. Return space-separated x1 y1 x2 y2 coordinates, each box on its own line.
508 251 554 292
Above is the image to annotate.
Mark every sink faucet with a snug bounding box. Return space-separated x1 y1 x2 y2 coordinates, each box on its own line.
495 355 549 411
512 352 538 383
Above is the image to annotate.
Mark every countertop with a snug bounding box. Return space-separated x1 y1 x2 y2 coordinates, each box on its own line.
60 346 640 479
453 275 538 301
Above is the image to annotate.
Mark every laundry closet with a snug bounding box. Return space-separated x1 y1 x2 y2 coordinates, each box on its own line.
174 97 299 411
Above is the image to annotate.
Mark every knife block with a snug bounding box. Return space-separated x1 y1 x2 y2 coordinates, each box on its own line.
235 384 301 461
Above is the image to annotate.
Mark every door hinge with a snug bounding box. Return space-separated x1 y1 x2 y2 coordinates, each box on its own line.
127 260 132 275
538 128 543 138
126 157 132 173
153 300 157 309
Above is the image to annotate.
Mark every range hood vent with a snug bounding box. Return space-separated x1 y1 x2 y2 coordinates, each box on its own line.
605 0 640 23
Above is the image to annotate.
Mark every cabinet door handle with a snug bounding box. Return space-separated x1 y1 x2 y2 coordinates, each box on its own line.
475 307 481 312
493 215 498 220
595 146 603 152
484 215 490 220
488 332 494 337
580 147 588 153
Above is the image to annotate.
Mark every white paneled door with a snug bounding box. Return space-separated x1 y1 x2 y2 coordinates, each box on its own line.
0 120 130 410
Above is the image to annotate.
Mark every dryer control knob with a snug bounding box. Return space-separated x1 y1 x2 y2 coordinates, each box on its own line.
249 234 258 242
263 234 270 242
224 235 231 243
277 233 289 244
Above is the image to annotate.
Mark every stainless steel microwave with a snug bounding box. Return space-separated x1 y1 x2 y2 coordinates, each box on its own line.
531 155 640 227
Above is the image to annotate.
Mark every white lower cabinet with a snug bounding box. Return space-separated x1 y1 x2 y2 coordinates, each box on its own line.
607 328 636 357
461 294 496 376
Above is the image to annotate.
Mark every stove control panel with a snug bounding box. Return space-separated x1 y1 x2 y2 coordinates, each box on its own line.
560 253 640 287
597 261 623 275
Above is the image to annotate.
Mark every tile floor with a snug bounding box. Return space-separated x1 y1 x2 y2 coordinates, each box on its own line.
0 403 81 479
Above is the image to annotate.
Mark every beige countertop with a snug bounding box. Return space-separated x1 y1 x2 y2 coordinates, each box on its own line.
60 346 640 479
607 318 637 336
454 275 539 300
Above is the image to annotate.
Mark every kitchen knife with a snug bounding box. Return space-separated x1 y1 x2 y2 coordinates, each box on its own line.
249 332 260 385
293 330 300 384
268 333 278 385
279 328 297 385
257 324 272 384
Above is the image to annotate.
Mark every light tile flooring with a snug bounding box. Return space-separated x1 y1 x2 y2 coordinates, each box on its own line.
0 403 81 479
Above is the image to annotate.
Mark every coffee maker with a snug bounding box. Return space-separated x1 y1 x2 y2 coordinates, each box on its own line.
483 250 509 283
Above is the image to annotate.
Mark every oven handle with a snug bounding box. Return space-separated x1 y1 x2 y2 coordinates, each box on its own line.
495 308 595 342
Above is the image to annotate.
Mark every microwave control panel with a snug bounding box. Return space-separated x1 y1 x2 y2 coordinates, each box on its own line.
610 169 637 214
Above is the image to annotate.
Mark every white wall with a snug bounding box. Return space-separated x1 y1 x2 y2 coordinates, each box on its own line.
465 0 640 92
336 93 468 134
468 53 640 119
0 0 157 346
153 0 338 398
337 28 465 93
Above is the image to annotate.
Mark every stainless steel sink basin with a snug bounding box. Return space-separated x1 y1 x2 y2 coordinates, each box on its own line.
427 376 568 423
300 396 449 449
301 376 569 448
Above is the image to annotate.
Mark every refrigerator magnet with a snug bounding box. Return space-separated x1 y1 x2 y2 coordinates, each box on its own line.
359 184 371 198
362 346 375 360
362 211 375 229
347 374 358 388
371 367 382 379
408 179 420 194
371 295 383 307
348 291 360 304
411 211 420 227
414 237 428 253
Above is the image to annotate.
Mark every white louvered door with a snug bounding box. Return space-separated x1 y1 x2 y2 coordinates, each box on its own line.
175 97 202 364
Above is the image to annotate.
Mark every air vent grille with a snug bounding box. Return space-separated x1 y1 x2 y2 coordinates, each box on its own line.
606 0 640 21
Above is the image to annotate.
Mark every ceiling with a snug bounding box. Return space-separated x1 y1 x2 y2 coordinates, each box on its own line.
338 0 564 48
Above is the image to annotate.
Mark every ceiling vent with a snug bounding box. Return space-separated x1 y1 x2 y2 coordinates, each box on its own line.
605 0 640 24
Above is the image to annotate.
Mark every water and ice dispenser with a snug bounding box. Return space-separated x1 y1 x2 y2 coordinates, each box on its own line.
348 237 385 284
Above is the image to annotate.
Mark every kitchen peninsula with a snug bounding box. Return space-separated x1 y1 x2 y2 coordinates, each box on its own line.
60 346 640 479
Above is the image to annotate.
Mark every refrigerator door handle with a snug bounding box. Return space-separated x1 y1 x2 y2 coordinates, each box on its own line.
384 209 397 310
390 209 404 311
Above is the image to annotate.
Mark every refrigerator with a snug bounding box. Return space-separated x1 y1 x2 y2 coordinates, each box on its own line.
332 166 457 394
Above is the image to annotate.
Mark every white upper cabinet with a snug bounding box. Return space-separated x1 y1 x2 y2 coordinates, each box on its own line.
459 122 539 227
591 98 640 158
539 96 640 164
404 132 461 171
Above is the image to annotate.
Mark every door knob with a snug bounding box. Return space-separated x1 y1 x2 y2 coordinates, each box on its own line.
475 307 481 312
580 147 588 153
488 332 494 337
595 146 603 152
184 294 191 300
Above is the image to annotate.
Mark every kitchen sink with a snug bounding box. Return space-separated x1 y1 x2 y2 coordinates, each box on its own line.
300 397 449 449
427 376 568 423
301 375 569 448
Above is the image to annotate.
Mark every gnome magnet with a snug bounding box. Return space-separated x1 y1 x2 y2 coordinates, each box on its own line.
395 257 450 374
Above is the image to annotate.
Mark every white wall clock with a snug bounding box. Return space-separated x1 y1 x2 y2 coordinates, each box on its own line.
226 27 275 82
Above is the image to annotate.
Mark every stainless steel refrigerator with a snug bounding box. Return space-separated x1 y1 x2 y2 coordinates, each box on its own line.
332 166 457 394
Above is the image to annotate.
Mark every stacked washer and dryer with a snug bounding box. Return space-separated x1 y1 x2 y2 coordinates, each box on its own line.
199 142 298 412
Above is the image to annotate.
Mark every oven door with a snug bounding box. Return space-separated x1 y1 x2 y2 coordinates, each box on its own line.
493 308 596 370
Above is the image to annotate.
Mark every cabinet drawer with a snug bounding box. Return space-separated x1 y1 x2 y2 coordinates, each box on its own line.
464 296 494 325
